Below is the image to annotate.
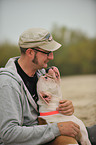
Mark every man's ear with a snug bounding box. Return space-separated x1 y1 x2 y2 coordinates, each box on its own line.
26 48 34 57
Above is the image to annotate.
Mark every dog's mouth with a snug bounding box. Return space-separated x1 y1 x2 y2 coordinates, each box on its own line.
45 74 54 79
39 92 51 105
45 66 60 82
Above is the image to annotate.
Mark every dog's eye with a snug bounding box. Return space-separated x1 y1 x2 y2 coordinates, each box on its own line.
44 95 48 98
45 77 48 79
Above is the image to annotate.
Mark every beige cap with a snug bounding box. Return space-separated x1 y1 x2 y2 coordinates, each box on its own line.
18 28 61 51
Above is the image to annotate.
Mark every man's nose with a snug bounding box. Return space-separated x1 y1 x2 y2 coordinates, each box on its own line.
48 52 54 60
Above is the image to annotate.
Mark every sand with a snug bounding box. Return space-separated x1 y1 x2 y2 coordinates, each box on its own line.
61 75 96 127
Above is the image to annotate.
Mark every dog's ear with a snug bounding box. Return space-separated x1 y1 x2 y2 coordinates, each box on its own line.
39 92 51 105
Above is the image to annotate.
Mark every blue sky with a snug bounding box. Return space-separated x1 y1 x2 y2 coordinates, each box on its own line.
0 0 96 44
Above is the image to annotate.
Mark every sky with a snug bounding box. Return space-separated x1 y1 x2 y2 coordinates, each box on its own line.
0 0 96 44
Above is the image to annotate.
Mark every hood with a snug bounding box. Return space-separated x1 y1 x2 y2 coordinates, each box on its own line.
0 57 22 84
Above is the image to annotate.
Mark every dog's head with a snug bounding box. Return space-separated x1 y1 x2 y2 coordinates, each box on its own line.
37 66 61 105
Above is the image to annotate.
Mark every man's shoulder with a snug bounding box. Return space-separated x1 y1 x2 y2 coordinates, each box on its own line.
0 67 21 87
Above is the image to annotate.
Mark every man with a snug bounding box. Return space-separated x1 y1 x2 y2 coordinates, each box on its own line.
0 28 80 145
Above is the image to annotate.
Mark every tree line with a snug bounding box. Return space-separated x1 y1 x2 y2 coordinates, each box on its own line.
0 25 96 76
48 25 96 76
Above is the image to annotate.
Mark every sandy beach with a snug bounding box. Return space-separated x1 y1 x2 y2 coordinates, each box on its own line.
61 75 96 127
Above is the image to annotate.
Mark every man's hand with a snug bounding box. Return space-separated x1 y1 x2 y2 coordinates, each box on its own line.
57 121 80 138
56 100 74 115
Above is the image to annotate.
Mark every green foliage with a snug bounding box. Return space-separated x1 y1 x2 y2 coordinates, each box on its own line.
48 25 96 76
0 42 20 67
0 25 96 76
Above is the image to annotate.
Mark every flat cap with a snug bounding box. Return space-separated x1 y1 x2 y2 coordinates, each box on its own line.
19 28 61 51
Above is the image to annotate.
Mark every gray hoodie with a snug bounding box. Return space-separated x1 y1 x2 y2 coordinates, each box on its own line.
0 57 60 145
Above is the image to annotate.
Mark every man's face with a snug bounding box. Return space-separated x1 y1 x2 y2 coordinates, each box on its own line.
32 47 54 69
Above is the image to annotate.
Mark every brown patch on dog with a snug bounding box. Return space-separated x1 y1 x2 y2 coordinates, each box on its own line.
38 117 47 125
44 136 78 145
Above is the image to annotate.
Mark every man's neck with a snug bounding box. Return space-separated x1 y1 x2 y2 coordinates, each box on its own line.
18 57 37 77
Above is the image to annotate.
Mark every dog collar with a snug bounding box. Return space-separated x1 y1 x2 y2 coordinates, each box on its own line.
40 110 59 116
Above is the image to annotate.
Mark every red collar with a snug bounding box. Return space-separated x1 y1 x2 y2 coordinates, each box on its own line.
40 111 59 116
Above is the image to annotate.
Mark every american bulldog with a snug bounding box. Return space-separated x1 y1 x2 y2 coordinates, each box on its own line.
37 66 91 145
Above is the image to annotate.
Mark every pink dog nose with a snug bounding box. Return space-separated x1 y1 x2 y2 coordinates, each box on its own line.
46 67 53 73
46 67 51 73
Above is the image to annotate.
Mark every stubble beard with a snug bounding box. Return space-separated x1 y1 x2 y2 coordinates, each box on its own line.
32 52 48 68
32 52 38 64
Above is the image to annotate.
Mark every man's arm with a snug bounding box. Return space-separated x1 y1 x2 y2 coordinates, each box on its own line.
0 85 80 144
0 85 60 145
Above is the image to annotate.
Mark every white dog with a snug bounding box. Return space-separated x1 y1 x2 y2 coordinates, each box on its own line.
37 66 91 145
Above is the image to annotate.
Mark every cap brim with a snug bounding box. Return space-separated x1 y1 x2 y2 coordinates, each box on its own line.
38 40 62 51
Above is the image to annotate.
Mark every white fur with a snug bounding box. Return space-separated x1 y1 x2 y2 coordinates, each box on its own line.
37 69 91 145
